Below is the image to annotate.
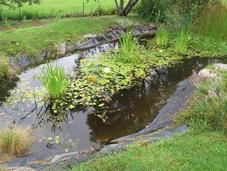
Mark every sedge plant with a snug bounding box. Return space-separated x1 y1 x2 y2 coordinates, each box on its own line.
117 33 141 64
174 30 190 54
39 64 68 98
156 26 169 48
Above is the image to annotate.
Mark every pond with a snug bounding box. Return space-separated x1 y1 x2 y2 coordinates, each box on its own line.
0 46 226 163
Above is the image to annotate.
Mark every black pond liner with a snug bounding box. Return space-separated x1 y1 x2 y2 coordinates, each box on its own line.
1 55 227 167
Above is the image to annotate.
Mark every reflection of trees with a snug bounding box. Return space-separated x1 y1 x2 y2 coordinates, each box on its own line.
87 83 171 143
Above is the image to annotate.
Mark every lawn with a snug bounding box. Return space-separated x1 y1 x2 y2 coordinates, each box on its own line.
0 16 119 56
2 0 115 20
71 132 227 171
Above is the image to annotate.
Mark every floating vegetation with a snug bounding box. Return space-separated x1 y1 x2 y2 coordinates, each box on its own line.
49 45 183 116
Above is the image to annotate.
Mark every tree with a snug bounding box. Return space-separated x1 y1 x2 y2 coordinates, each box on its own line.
10 0 40 19
114 0 140 16
0 0 11 21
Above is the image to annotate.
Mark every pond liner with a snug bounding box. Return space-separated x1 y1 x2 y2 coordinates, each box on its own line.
3 56 227 170
4 67 193 171
8 24 156 69
19 78 193 171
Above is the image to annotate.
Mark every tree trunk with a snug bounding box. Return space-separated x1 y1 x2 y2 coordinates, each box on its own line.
123 0 139 16
115 0 139 16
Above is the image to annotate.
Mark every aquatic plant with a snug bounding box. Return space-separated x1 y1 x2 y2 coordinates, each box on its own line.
39 64 68 99
0 127 32 157
156 26 169 48
174 30 190 54
117 33 141 64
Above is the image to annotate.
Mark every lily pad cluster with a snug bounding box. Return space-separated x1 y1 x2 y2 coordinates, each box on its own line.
51 53 147 114
50 45 185 115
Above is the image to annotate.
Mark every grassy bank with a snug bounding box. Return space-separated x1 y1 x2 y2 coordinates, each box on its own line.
71 132 227 171
1 0 115 20
0 16 119 57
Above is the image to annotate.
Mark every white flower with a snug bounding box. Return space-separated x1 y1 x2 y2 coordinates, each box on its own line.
103 67 111 74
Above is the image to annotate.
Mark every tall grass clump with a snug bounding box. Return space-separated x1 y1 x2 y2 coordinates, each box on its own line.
116 33 141 64
174 30 190 54
0 127 32 158
179 73 227 134
156 26 169 47
0 58 10 80
39 64 68 98
195 4 227 40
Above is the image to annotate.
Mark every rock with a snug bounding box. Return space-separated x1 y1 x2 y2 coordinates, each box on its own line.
56 42 66 55
9 56 32 69
83 34 97 39
9 167 37 171
198 68 218 78
214 63 227 71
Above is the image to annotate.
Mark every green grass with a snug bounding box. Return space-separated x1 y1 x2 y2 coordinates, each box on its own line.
71 132 227 171
178 69 227 134
194 4 227 41
0 16 119 56
39 64 68 98
2 0 115 20
156 26 169 47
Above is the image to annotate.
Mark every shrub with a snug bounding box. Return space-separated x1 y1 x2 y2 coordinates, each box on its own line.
137 0 171 23
39 64 68 98
0 127 32 157
116 33 141 64
194 4 227 41
156 26 169 47
174 30 190 54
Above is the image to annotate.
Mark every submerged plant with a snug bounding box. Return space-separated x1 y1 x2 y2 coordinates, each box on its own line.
156 26 169 48
117 33 141 64
39 64 68 98
0 127 32 157
174 30 190 54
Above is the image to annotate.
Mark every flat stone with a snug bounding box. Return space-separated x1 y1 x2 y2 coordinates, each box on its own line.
214 63 227 71
83 34 97 38
198 68 218 78
56 42 66 55
9 167 37 171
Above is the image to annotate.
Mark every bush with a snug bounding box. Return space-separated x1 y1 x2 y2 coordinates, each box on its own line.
0 127 32 157
174 30 190 54
39 64 68 98
116 33 141 64
137 0 171 23
194 4 227 41
156 26 169 47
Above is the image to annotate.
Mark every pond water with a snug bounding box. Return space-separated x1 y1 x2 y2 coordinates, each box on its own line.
0 47 226 161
